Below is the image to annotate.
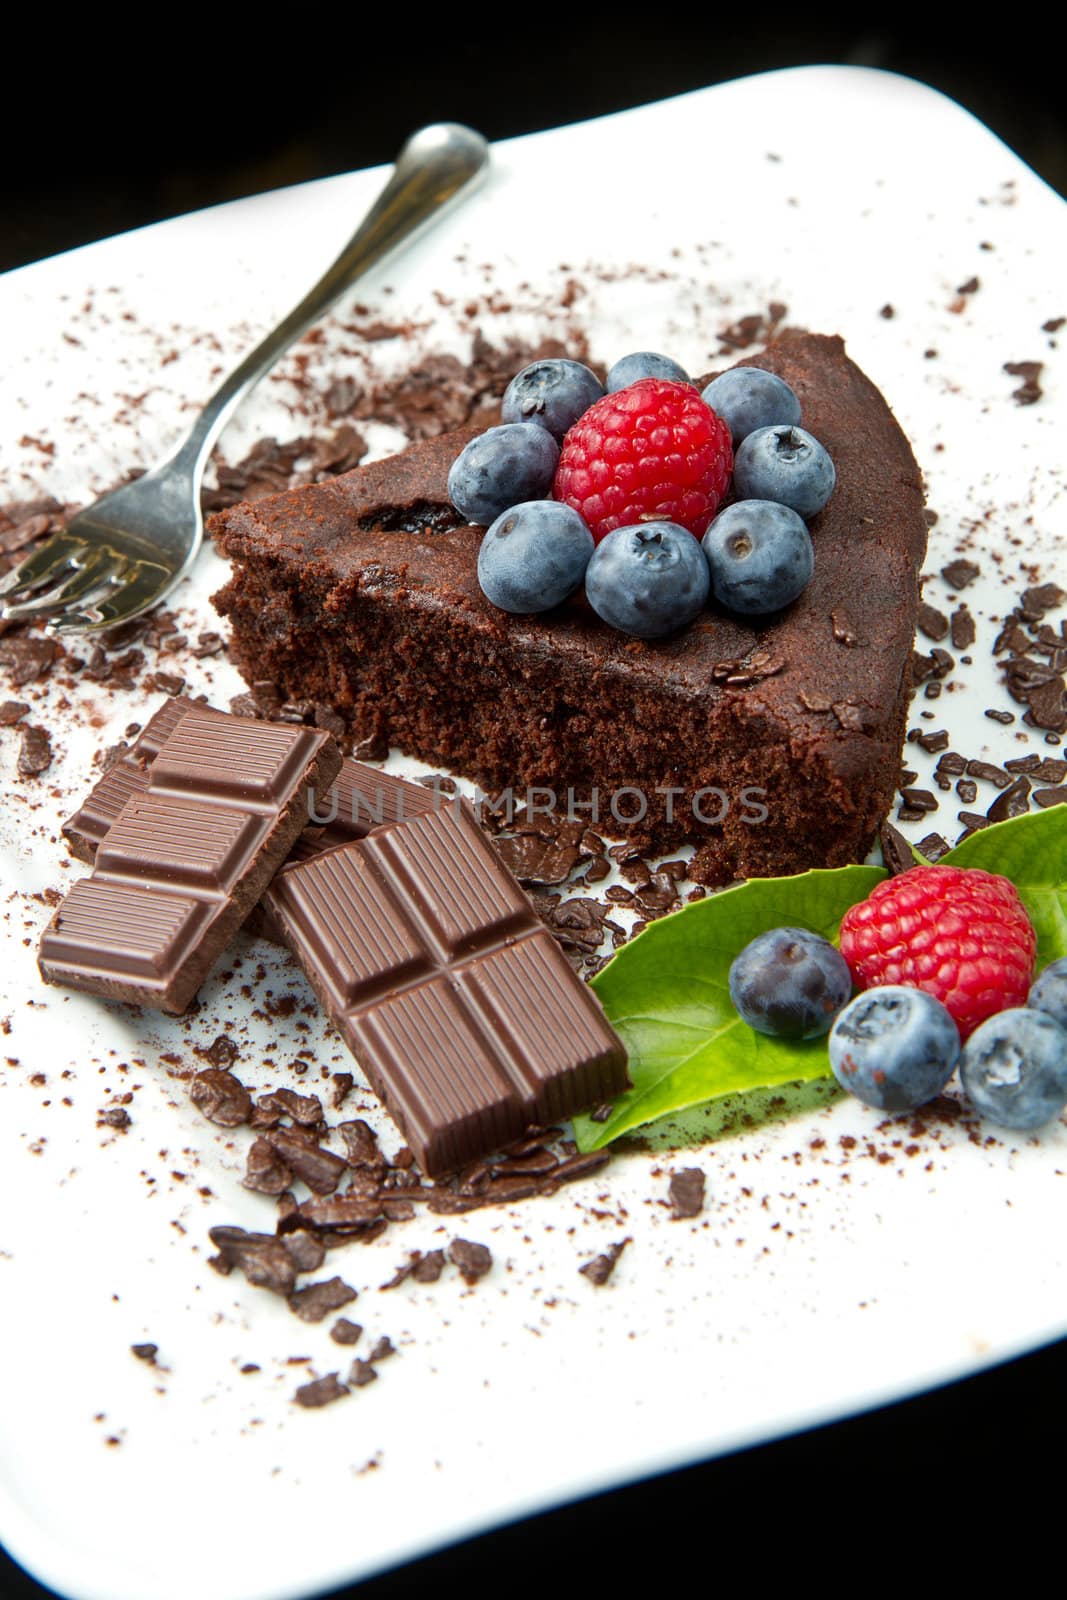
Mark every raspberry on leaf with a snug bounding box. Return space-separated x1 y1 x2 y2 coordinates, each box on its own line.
839 864 1037 1040
553 378 733 544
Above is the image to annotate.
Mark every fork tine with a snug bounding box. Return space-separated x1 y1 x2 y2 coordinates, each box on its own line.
48 562 170 635
0 531 93 605
0 548 130 622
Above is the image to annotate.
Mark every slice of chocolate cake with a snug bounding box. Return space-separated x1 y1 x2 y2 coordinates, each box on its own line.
211 333 927 884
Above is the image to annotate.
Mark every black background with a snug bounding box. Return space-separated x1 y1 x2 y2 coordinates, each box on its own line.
3 20 1066 1595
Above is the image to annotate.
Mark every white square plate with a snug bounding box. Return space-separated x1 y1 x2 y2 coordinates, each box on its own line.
2 66 1065 1600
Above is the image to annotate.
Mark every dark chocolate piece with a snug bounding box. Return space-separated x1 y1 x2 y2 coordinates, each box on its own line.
39 708 341 1013
579 1237 631 1285
448 1238 492 1283
190 1068 253 1127
293 1373 349 1408
668 1168 706 1219
268 804 629 1176
287 1277 358 1324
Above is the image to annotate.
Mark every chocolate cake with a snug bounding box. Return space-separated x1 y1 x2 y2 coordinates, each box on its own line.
211 333 928 884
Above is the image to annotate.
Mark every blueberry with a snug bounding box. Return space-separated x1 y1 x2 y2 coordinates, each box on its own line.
501 360 604 441
606 352 690 392
702 500 813 615
477 501 593 614
700 368 801 447
959 1007 1067 1130
584 521 710 639
1029 957 1067 1030
828 987 960 1112
448 424 559 526
733 425 836 519
729 927 852 1040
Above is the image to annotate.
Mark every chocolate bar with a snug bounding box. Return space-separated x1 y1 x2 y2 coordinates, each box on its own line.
268 803 629 1176
39 708 342 1013
62 696 437 866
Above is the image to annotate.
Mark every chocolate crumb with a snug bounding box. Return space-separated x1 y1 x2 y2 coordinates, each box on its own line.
208 1226 299 1295
98 1106 131 1129
579 1237 631 1286
367 1336 396 1362
916 832 951 862
265 1128 347 1195
293 1373 349 1408
0 700 29 725
668 1168 706 1219
917 603 949 642
1003 360 1043 405
966 759 1010 789
941 559 980 590
243 1137 293 1197
190 1068 252 1128
950 606 976 650
382 1249 445 1289
17 723 52 776
281 1232 326 1273
880 823 916 876
987 776 1030 822
330 1318 363 1346
448 1238 493 1284
349 1360 378 1388
287 1277 358 1324
130 1343 158 1363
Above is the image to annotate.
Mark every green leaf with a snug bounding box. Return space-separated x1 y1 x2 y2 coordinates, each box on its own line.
941 806 1067 965
575 865 885 1150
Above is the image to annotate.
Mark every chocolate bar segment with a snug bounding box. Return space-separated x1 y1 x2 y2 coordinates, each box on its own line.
269 804 629 1176
39 708 341 1013
61 696 195 863
61 698 438 937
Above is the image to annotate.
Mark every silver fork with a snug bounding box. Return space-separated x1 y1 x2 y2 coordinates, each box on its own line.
0 123 489 635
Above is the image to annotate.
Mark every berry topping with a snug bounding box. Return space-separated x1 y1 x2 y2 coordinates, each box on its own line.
828 987 960 1112
959 1008 1067 1130
584 521 710 639
728 927 852 1040
839 865 1038 1040
448 423 559 526
1029 956 1067 1030
733 424 836 518
606 351 690 392
702 500 814 615
501 359 604 441
554 378 733 544
701 367 802 447
477 500 593 615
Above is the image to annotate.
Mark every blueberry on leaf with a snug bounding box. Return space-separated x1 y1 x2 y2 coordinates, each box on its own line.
729 926 852 1040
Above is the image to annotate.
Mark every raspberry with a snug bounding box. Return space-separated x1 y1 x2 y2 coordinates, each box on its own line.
839 865 1037 1040
553 378 732 543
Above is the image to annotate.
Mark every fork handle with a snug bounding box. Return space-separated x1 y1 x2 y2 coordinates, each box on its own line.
172 123 489 478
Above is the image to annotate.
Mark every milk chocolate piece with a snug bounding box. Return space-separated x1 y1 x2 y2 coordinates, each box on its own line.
39 708 341 1012
61 696 194 862
269 804 629 1176
61 697 437 944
